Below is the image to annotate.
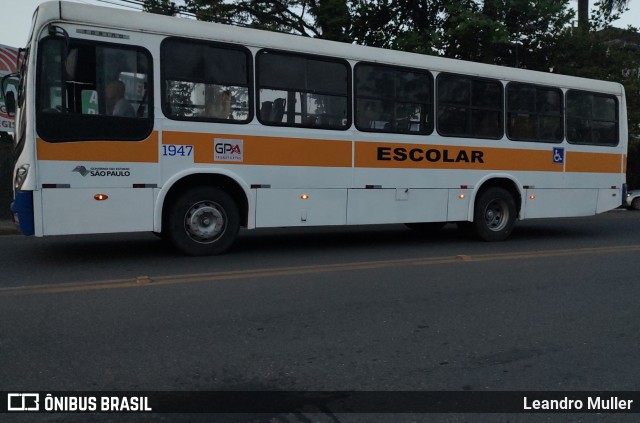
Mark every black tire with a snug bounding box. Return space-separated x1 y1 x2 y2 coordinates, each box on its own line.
632 198 640 211
166 187 240 256
472 187 517 241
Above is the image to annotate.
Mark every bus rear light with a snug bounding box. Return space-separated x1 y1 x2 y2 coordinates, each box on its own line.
94 194 109 201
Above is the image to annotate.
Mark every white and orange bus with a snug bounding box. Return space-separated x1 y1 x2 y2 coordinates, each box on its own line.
4 1 628 255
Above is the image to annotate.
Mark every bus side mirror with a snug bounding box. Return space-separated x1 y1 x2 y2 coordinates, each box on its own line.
2 73 17 117
4 91 16 117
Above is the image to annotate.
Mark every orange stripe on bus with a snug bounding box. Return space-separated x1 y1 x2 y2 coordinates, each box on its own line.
36 130 622 175
566 151 622 173
163 131 352 167
36 132 159 163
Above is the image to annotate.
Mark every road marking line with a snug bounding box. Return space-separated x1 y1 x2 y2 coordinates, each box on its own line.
1 244 639 296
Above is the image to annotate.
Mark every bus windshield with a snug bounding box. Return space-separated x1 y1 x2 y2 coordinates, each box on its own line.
36 36 153 142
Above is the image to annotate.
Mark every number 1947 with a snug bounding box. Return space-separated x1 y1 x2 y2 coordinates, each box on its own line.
162 145 193 157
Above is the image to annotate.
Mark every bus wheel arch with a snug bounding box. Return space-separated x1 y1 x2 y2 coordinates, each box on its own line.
468 178 522 241
160 173 249 255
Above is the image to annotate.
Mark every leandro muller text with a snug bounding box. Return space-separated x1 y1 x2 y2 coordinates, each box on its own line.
524 396 633 411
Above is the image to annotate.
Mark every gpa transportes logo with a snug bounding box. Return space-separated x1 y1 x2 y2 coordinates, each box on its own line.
214 138 243 162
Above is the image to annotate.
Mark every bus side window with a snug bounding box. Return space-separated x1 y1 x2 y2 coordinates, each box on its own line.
437 74 503 140
161 38 252 122
507 83 563 143
256 50 350 130
355 63 432 135
567 90 618 146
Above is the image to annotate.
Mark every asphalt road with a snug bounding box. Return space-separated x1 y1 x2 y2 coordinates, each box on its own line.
1 211 640 422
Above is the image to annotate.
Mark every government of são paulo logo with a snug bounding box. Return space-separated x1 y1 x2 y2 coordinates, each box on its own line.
72 166 90 176
72 166 131 177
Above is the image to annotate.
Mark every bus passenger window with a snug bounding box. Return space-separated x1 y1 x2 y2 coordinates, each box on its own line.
437 74 503 139
256 50 350 130
161 39 251 123
567 90 618 146
507 83 563 143
355 63 432 135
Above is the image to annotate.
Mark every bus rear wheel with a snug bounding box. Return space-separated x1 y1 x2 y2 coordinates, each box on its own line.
166 187 240 256
472 187 516 241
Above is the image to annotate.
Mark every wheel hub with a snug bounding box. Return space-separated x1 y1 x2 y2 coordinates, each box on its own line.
185 202 226 243
485 200 507 231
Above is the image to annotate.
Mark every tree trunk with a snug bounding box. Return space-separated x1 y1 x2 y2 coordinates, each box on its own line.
578 0 589 30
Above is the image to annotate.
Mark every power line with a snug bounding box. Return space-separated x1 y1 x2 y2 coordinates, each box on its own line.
96 0 144 10
93 0 199 19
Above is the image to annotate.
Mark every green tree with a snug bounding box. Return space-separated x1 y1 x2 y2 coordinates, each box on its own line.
578 0 630 30
350 0 573 70
350 0 445 52
179 0 351 40
440 0 573 68
143 0 180 15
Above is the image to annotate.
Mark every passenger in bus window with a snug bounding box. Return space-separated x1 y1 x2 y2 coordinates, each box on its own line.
205 89 233 119
357 102 376 129
106 80 135 117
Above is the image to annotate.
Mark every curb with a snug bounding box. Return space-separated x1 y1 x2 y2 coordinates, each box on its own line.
0 220 19 235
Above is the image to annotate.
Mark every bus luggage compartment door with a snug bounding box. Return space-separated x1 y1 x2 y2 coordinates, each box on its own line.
255 189 348 228
41 188 154 235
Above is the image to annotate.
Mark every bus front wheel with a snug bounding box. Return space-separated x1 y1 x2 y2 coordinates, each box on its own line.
166 187 240 256
472 187 516 241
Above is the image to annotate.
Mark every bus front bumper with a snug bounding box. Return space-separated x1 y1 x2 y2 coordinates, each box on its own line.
10 191 35 236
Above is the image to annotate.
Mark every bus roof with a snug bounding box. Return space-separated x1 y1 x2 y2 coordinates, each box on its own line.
34 0 623 95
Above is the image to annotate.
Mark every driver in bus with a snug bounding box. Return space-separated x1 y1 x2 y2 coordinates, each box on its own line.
105 80 135 117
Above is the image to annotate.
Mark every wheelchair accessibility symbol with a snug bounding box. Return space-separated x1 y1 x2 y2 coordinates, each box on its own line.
552 147 564 164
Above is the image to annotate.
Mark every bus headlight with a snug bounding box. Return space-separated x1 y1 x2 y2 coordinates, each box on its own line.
14 165 30 191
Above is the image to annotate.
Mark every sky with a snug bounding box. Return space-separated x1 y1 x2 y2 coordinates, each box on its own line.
0 0 638 49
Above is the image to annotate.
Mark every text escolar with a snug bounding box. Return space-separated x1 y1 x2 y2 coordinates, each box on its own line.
376 147 484 164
